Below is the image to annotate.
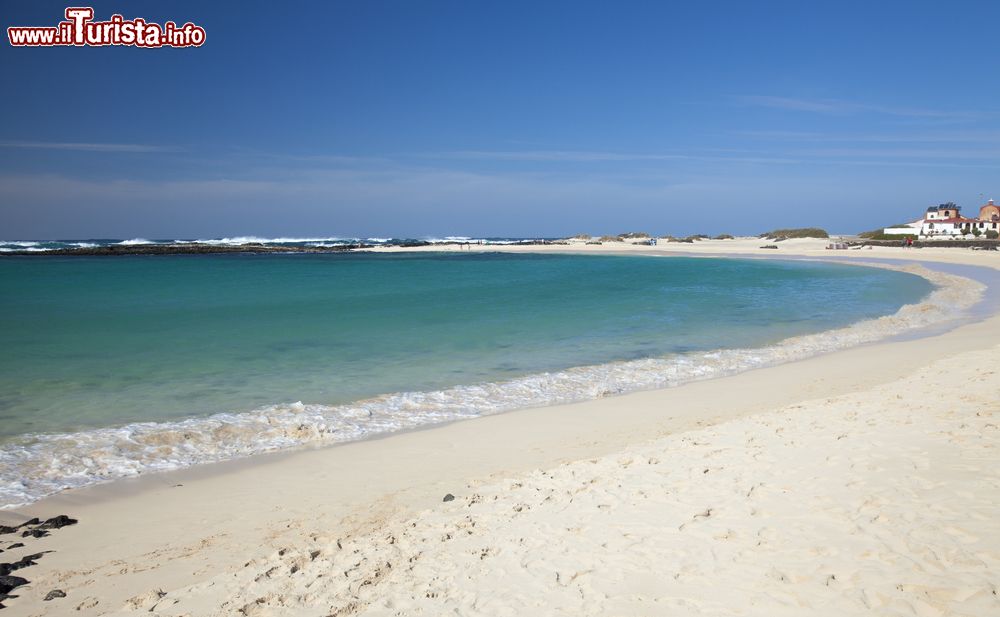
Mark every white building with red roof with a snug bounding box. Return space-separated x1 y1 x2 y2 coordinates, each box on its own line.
919 202 1000 238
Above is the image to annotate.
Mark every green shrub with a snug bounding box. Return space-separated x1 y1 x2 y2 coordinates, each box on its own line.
759 227 829 239
987 230 999 239
859 224 918 239
713 234 734 240
860 232 917 241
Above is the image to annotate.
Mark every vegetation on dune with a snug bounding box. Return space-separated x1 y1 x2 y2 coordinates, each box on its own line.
617 231 650 239
858 224 916 240
858 228 885 239
598 235 621 242
858 227 917 241
713 234 734 240
571 233 592 240
759 227 829 240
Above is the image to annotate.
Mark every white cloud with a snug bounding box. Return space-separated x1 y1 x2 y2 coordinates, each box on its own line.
415 150 798 164
0 140 174 153
738 96 983 121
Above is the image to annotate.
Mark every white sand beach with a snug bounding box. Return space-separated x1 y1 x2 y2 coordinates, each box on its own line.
2 240 999 616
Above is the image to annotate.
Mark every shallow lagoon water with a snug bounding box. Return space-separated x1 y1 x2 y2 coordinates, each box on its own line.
0 252 944 506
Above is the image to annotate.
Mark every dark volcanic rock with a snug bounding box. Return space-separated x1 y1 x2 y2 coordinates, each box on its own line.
1 519 42 536
0 552 46 575
44 589 66 601
443 493 455 502
6 544 22 551
0 575 28 594
37 516 77 530
20 529 48 539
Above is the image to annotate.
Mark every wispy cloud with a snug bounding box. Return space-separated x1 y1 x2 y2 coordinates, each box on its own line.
792 147 1000 160
740 96 850 114
415 150 798 164
740 129 1000 144
738 96 984 121
420 150 691 162
0 140 174 153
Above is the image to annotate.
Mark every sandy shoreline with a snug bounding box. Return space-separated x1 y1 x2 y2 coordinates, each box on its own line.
2 239 999 616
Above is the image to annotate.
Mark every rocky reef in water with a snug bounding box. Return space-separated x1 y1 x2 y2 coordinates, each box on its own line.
0 243 374 256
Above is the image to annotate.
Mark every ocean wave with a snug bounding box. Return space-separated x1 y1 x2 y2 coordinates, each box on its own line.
0 246 48 252
190 236 352 246
424 236 472 243
0 237 539 252
0 264 983 509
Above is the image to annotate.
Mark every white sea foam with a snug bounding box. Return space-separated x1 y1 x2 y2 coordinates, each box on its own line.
191 236 351 246
0 241 52 252
0 241 94 252
0 265 983 509
425 236 472 243
117 238 156 245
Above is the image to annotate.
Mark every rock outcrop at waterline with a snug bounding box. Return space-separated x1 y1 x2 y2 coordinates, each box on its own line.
0 239 569 256
0 243 374 256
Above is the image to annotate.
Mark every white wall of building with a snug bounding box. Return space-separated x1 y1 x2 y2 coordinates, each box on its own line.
920 221 967 237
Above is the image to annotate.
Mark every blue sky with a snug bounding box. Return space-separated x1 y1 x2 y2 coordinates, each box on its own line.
2 0 999 239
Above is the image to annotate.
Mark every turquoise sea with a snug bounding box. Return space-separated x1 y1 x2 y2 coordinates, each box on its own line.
0 253 939 506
